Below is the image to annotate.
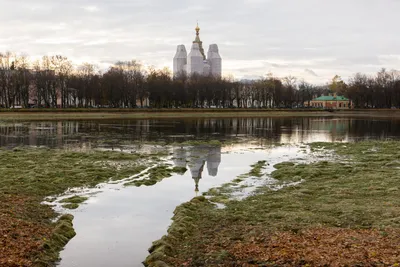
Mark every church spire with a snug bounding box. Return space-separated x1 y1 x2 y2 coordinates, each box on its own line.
194 176 200 193
193 22 206 60
195 21 200 34
192 160 205 194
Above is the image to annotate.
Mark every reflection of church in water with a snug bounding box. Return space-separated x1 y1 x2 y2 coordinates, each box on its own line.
172 145 221 193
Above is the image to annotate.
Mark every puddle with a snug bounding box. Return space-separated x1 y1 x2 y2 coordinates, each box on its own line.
54 144 318 267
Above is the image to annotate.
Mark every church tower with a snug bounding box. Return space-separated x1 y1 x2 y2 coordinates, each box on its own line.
187 43 204 75
174 23 222 77
173 45 187 76
207 44 222 78
193 23 206 60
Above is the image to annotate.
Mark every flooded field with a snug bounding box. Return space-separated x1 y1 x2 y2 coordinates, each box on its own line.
1 116 400 266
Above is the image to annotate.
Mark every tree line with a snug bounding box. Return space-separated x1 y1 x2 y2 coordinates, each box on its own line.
1 52 399 109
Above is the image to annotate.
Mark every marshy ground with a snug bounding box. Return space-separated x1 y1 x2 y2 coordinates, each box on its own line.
2 116 400 267
0 148 162 266
145 141 400 266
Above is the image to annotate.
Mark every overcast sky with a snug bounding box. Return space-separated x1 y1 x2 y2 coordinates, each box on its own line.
0 0 399 83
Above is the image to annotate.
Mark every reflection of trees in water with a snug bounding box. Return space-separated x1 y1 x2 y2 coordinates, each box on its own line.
172 145 221 192
0 121 80 148
0 117 400 147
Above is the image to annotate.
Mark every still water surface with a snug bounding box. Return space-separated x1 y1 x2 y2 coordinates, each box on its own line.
2 116 400 266
58 146 306 267
1 116 400 148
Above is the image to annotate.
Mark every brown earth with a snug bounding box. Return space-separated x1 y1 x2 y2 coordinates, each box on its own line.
0 195 52 267
171 225 400 266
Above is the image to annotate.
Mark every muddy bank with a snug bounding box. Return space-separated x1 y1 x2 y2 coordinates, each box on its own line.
2 109 400 121
145 141 400 266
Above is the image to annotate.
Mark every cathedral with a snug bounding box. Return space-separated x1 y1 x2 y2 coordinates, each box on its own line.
173 23 222 78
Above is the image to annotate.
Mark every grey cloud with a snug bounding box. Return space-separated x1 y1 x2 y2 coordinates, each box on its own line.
1 0 399 83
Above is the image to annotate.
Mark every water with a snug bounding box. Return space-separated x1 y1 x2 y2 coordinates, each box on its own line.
55 145 314 267
2 116 400 266
1 117 400 148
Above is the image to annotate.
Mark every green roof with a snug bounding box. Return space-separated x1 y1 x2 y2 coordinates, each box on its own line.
313 95 349 101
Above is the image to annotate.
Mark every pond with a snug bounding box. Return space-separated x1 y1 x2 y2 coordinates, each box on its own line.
1 117 400 148
2 116 400 266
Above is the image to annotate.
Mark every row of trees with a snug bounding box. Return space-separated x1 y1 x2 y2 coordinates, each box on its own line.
331 71 400 108
1 52 399 109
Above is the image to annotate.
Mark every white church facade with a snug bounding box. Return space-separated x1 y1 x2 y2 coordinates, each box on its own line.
173 24 222 78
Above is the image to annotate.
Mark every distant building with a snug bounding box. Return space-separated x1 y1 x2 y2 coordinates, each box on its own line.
173 23 222 78
305 94 351 109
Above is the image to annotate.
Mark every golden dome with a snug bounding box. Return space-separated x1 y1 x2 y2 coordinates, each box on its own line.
195 22 200 32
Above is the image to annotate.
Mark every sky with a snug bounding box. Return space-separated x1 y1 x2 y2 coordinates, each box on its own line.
0 0 399 84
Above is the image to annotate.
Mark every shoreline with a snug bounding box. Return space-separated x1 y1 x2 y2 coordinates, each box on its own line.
1 109 400 121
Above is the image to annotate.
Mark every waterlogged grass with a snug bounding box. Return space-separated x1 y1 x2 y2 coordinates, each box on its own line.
60 196 89 210
144 196 213 267
61 203 80 210
248 160 268 177
126 165 187 187
204 160 269 204
0 147 158 266
0 148 155 197
60 196 89 204
273 161 295 170
180 140 222 146
146 141 400 266
33 214 77 267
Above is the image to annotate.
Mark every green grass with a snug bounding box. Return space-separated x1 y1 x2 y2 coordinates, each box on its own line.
145 141 400 266
248 160 268 177
60 196 89 204
61 203 80 210
125 165 188 187
273 161 295 169
36 214 76 267
60 196 89 210
223 141 400 230
0 148 152 198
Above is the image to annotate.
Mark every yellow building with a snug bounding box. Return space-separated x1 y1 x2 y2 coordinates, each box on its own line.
305 95 351 109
